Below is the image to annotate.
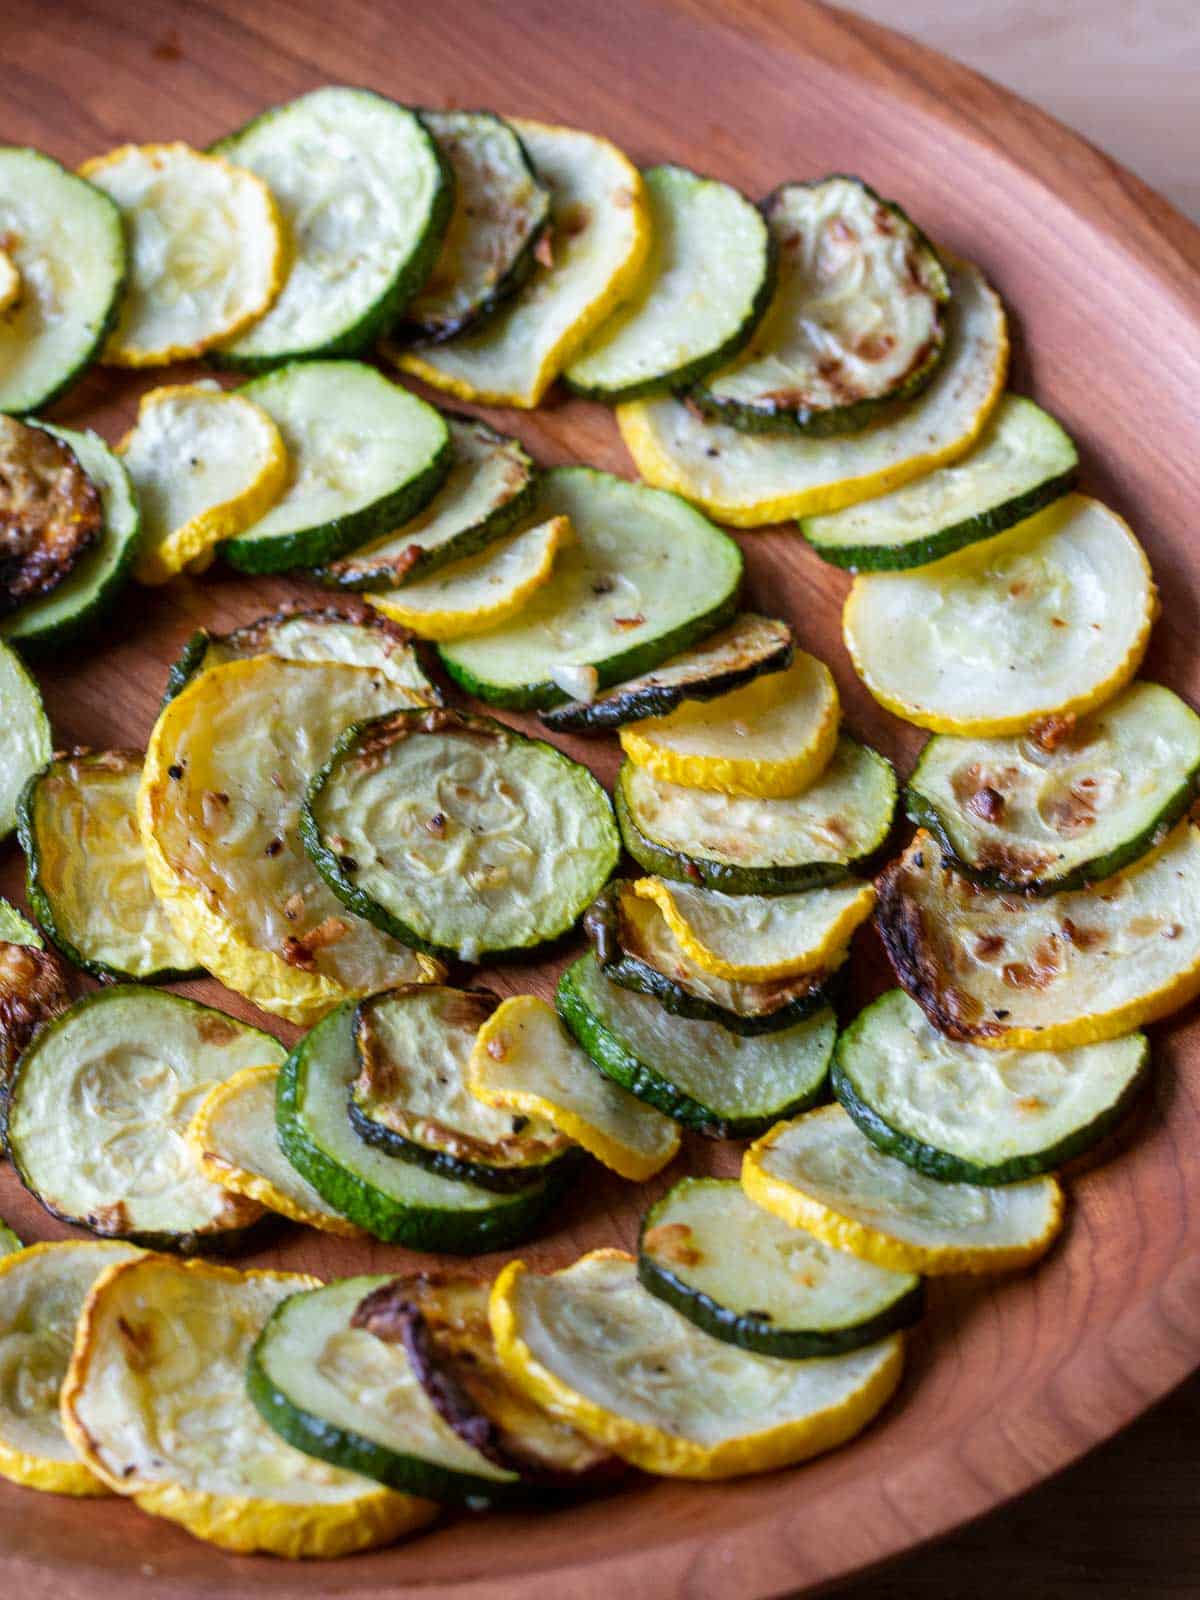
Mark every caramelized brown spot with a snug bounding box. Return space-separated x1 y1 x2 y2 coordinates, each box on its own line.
1029 712 1077 753
643 1222 702 1268
116 1315 154 1369
612 614 646 630
1061 917 1104 951
973 933 1006 960
0 416 103 614
966 786 1006 824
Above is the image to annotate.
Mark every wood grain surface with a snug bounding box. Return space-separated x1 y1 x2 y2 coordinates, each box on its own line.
3 2 1200 1597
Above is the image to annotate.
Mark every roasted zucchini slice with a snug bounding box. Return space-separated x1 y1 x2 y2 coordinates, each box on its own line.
62 1256 433 1555
186 1064 362 1237
19 748 201 982
558 953 835 1137
540 613 793 734
469 995 680 1181
584 883 837 1036
366 514 568 640
563 163 773 401
1 424 140 654
212 87 452 368
302 706 619 962
393 119 649 407
845 494 1157 736
490 1250 904 1479
118 382 287 584
316 415 537 590
347 987 573 1191
905 681 1200 893
692 176 949 435
631 875 875 982
0 147 125 414
620 652 839 799
801 395 1078 570
163 602 439 706
354 1275 619 1485
639 1178 922 1358
248 1274 524 1507
0 639 51 840
833 989 1149 1184
743 1104 1065 1275
393 110 550 345
277 1000 567 1251
79 142 284 365
0 926 67 1096
4 988 285 1249
875 824 1200 1049
0 416 102 616
0 1240 142 1496
224 361 451 573
141 655 443 1027
439 466 742 709
618 257 1006 527
616 736 897 894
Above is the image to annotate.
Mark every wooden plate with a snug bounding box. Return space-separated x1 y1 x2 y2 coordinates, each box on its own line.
4 1 1200 1595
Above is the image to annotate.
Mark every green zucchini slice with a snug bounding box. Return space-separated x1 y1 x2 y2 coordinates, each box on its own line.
801 395 1078 570
540 613 792 734
248 1275 524 1507
563 164 773 401
0 640 51 840
276 1001 564 1251
583 884 836 1036
315 415 537 590
692 176 949 435
439 466 742 709
639 1177 922 1358
558 953 834 1136
905 681 1200 893
1 425 140 654
0 927 67 1094
616 736 897 894
302 706 619 962
18 748 201 983
163 602 439 706
223 362 451 572
347 987 574 1191
212 87 452 368
832 989 1150 1184
0 1220 18 1255
875 823 1200 1049
0 897 39 946
394 111 550 345
3 987 284 1250
0 147 126 414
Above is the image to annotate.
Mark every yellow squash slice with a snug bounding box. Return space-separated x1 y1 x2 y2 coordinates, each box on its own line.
394 121 649 407
139 655 444 1026
743 1105 1064 1275
0 1240 141 1496
79 142 283 366
469 996 680 1182
119 383 286 584
61 1256 434 1556
632 875 875 982
367 515 568 640
489 1250 903 1478
187 1065 362 1237
875 823 1200 1049
0 250 20 315
619 652 839 798
617 258 1006 527
843 495 1158 735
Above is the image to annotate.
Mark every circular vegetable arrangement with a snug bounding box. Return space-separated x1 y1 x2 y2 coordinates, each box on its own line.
0 82 1191 1568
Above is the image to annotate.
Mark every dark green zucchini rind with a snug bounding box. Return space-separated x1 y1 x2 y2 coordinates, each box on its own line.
637 1178 924 1358
556 954 833 1136
689 175 950 437
275 1003 567 1252
540 614 793 735
346 1099 581 1194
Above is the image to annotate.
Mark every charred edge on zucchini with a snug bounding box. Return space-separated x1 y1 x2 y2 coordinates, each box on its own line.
0 418 103 615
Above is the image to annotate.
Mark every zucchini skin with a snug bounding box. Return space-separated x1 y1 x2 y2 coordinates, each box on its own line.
555 957 827 1137
274 1009 565 1252
830 1014 1152 1185
614 750 896 895
346 1097 582 1194
688 177 951 437
209 90 456 371
439 586 741 711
